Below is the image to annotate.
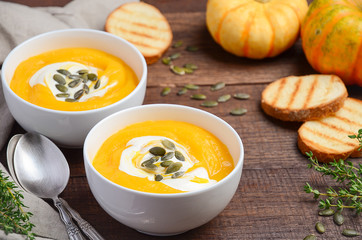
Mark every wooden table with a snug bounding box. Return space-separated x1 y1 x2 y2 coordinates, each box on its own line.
1 0 361 239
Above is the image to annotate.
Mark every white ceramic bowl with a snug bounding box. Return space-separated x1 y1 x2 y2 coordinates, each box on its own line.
84 104 244 236
1 29 147 147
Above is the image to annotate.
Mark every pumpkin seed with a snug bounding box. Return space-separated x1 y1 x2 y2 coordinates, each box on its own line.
69 74 81 80
233 93 250 100
333 210 344 226
315 222 325 234
184 84 199 90
230 108 247 116
68 79 81 88
77 69 89 75
211 82 225 91
218 94 231 103
161 152 175 161
318 208 335 216
162 57 171 65
191 94 206 100
83 84 90 94
201 100 218 108
56 84 68 93
56 69 70 76
56 93 70 98
65 98 76 102
172 40 183 48
53 74 66 85
161 160 173 168
149 147 166 156
184 68 194 74
342 229 360 237
165 162 182 174
161 139 176 150
87 73 98 81
94 79 101 89
155 174 163 181
74 89 84 100
177 88 188 95
171 171 185 179
141 158 157 167
303 234 316 240
144 163 157 170
170 53 181 60
170 65 185 75
183 63 198 70
186 46 199 52
175 151 185 161
81 74 88 83
161 87 171 96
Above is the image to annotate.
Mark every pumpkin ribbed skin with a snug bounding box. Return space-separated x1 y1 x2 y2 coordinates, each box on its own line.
301 0 362 86
206 0 308 59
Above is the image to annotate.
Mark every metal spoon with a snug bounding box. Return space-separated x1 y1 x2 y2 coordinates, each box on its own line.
10 132 103 240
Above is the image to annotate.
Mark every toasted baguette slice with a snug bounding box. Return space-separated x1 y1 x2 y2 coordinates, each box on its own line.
298 98 362 163
261 75 348 121
105 2 172 64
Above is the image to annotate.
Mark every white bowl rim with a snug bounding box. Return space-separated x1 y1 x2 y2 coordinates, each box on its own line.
84 103 244 198
1 28 147 115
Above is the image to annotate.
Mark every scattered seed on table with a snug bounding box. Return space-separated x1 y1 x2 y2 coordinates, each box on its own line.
303 234 316 240
201 100 218 107
169 53 181 60
161 87 171 96
318 209 334 216
170 65 185 75
218 94 231 103
211 82 225 91
172 40 183 48
184 84 199 90
177 88 188 95
191 94 206 100
184 63 198 70
333 210 344 226
342 229 360 237
162 57 171 65
233 93 250 100
183 68 194 74
230 108 247 116
315 222 325 234
186 46 199 52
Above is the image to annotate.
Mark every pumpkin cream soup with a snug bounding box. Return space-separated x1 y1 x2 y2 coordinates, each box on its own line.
92 120 234 194
10 48 138 111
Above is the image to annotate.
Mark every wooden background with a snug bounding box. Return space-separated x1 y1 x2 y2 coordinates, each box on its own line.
1 0 361 239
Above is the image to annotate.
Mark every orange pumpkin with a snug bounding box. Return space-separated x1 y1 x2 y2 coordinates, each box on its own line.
301 0 362 86
206 0 309 59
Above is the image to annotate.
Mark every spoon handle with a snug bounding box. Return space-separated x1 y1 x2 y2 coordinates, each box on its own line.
60 198 105 240
53 198 85 240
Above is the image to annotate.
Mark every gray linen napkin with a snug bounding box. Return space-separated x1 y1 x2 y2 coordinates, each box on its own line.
0 0 137 239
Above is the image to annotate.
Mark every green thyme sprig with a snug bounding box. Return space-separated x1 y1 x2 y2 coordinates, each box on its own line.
0 170 35 239
304 129 362 215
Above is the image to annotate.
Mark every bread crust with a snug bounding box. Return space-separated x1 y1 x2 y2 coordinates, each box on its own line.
105 2 172 65
261 75 348 122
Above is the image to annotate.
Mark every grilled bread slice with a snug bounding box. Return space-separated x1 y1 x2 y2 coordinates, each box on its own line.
261 75 348 121
105 2 173 64
298 97 362 163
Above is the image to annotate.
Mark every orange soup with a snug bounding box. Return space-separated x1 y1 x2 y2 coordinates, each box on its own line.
92 120 234 194
10 48 139 111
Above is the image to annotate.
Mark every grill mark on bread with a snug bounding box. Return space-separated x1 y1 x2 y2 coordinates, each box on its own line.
111 15 168 31
118 6 164 22
271 77 286 106
110 25 169 43
302 137 337 153
303 125 357 149
125 39 164 50
303 75 317 108
287 77 301 108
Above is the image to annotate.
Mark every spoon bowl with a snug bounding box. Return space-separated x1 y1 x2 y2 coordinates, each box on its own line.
14 132 69 198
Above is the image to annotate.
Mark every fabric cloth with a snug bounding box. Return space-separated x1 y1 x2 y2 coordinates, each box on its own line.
0 0 137 239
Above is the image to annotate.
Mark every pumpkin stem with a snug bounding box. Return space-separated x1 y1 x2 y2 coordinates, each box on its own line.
254 0 270 3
